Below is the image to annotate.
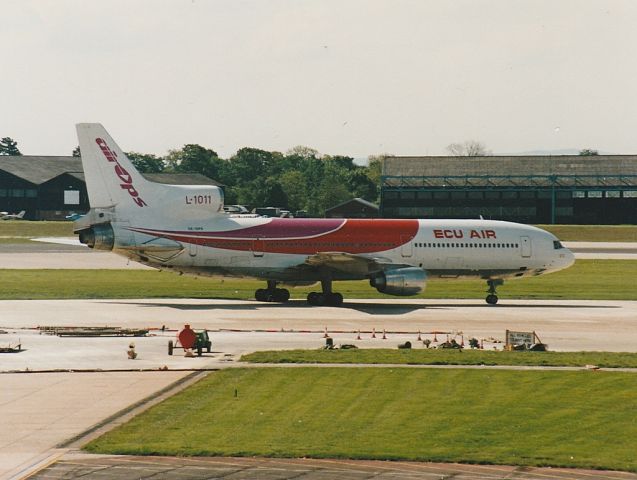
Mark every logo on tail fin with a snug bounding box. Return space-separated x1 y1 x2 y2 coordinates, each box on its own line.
96 138 147 207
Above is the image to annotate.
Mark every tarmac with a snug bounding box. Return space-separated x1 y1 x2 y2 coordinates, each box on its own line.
1 239 636 479
2 297 637 478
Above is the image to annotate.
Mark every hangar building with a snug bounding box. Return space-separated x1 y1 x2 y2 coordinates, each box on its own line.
0 156 219 220
381 155 637 224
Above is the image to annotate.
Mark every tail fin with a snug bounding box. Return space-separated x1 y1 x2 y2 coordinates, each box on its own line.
76 123 151 209
76 123 224 222
17 211 25 218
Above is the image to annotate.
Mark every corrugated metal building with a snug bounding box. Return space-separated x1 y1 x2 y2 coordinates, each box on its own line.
0 156 220 220
381 155 637 224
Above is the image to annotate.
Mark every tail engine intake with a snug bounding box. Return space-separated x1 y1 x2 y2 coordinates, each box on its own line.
78 223 114 251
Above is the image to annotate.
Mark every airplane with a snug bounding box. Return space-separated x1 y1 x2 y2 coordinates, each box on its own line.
0 210 26 220
73 123 575 306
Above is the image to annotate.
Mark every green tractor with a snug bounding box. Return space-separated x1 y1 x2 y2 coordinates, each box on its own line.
168 325 212 357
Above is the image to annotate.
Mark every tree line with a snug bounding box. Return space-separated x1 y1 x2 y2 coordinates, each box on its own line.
100 143 381 217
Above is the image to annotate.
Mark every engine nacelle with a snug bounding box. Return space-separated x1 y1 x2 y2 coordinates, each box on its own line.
78 223 114 251
370 267 427 296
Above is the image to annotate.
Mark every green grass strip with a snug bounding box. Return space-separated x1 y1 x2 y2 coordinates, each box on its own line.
241 349 637 368
0 220 73 237
0 259 636 300
537 224 637 242
84 368 637 472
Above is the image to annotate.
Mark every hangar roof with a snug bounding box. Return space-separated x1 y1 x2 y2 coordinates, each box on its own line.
0 156 221 186
382 155 637 188
326 197 379 212
0 156 83 185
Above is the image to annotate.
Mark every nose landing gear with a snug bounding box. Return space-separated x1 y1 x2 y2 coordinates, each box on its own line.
486 279 503 305
255 280 290 303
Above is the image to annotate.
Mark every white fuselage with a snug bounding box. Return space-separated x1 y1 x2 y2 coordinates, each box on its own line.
108 217 574 283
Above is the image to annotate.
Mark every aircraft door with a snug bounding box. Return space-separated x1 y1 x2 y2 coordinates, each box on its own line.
400 236 413 257
520 236 531 258
252 238 264 257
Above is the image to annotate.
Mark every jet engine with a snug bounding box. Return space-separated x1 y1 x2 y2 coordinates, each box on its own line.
370 267 427 296
78 223 114 251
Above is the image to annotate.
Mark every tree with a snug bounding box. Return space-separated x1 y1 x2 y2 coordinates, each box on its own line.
280 170 308 212
286 145 319 159
126 152 165 173
446 140 491 156
72 146 81 157
0 137 21 155
166 144 224 180
579 149 599 156
327 155 356 170
347 169 377 201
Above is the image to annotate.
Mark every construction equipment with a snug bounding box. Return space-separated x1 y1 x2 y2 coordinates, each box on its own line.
0 342 21 353
168 324 212 357
39 326 148 337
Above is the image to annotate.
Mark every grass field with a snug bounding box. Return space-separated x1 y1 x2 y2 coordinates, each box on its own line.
0 259 635 300
538 225 637 242
0 220 73 237
241 349 637 368
84 368 637 472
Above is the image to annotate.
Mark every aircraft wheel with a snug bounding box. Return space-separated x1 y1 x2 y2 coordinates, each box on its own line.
328 292 343 307
307 292 319 305
255 289 268 302
486 294 498 305
274 288 290 303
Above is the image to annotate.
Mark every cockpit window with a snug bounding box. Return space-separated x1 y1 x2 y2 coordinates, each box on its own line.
553 240 564 250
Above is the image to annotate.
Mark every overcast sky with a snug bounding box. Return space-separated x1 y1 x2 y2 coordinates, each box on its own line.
3 0 637 159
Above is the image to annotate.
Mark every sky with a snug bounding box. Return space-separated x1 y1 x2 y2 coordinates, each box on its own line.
3 0 637 160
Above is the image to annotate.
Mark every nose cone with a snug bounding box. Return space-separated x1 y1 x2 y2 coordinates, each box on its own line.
557 247 576 271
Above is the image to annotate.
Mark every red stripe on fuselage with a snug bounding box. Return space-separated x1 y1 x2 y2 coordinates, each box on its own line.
131 219 419 255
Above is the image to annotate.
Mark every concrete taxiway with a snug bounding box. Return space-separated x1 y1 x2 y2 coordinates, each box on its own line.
2 298 637 478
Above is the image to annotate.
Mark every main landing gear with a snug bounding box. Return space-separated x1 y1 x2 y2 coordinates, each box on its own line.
486 279 503 305
255 280 290 303
307 279 343 307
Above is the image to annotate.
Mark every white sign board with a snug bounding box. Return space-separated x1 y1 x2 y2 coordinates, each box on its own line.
64 190 80 205
506 330 535 347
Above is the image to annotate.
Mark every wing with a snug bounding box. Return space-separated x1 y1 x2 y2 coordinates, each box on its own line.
303 251 410 277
